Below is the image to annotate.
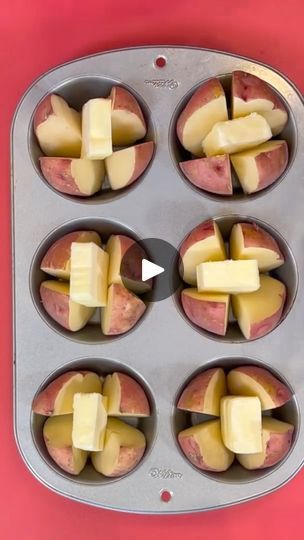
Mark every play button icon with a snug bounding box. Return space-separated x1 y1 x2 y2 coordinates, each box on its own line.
142 259 164 281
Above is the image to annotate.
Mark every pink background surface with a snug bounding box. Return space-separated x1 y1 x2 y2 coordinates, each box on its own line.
1 1 304 538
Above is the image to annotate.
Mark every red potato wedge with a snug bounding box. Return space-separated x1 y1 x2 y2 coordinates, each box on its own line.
40 281 95 331
230 222 284 272
40 230 101 279
176 78 228 156
181 288 230 336
230 140 288 194
237 417 294 470
179 220 227 285
110 86 146 145
34 94 82 157
227 366 292 410
178 420 234 472
32 371 102 416
177 368 226 416
101 283 146 335
180 154 232 195
103 372 150 417
43 414 88 475
106 234 151 294
232 71 288 135
231 275 286 340
39 157 105 196
105 141 154 190
91 418 146 477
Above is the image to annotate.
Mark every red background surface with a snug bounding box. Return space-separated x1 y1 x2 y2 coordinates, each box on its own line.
1 1 304 538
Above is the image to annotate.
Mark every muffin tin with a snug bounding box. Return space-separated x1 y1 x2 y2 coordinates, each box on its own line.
12 46 304 513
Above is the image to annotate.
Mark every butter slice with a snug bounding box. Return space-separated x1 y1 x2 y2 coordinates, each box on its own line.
220 396 262 454
82 98 112 159
72 393 108 451
202 113 272 156
70 242 109 307
196 259 260 294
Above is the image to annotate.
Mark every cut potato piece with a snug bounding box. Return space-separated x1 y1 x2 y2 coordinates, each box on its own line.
237 417 294 470
227 366 292 410
178 420 234 472
197 259 260 294
103 372 150 417
101 284 146 335
72 393 108 451
221 396 262 454
181 288 230 336
202 113 272 156
232 275 286 340
40 157 105 196
230 222 284 272
82 98 112 159
230 140 288 194
176 78 228 156
32 371 102 415
40 230 101 280
34 94 82 157
105 141 154 190
70 242 109 307
179 220 226 285
110 86 146 145
40 280 95 332
180 154 232 195
177 368 226 415
91 418 146 477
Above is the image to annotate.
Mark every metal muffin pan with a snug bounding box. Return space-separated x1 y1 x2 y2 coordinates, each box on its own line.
11 46 304 513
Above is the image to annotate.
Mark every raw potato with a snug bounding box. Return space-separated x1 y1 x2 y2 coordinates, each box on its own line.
181 288 230 336
40 281 95 331
39 157 105 196
81 98 112 159
202 113 272 156
105 141 154 190
196 259 260 294
101 283 146 335
106 234 152 294
43 414 88 475
176 78 228 156
177 368 226 416
40 230 101 279
227 366 292 410
232 274 286 340
178 420 234 472
230 222 284 272
230 141 288 194
91 418 146 477
34 94 82 157
110 86 147 145
179 154 232 195
103 372 150 417
220 396 262 454
32 371 102 415
237 417 294 470
179 220 226 285
232 71 288 135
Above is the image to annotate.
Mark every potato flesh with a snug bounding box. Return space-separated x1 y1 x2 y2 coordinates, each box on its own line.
111 110 146 146
103 373 121 415
70 242 109 307
197 259 260 293
221 396 262 453
54 372 102 414
82 98 112 159
72 393 107 451
105 146 136 189
70 159 105 195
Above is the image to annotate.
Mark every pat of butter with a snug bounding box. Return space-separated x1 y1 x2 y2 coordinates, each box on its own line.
72 393 108 451
82 98 112 159
220 396 262 454
202 113 272 156
196 259 260 294
70 242 109 307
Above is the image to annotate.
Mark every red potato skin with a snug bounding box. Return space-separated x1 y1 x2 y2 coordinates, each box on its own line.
240 222 284 259
33 95 54 132
40 230 99 273
110 86 146 126
179 220 215 259
106 284 146 335
254 142 288 191
128 141 154 186
40 157 83 196
119 236 151 288
117 372 150 415
232 366 292 405
177 369 217 411
40 283 70 329
261 428 294 468
232 71 286 112
180 155 232 195
176 79 225 144
178 434 215 471
44 443 78 475
109 446 146 477
249 290 286 339
32 371 90 415
181 291 227 335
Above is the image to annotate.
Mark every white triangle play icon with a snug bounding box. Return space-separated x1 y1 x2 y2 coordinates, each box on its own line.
142 259 164 281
